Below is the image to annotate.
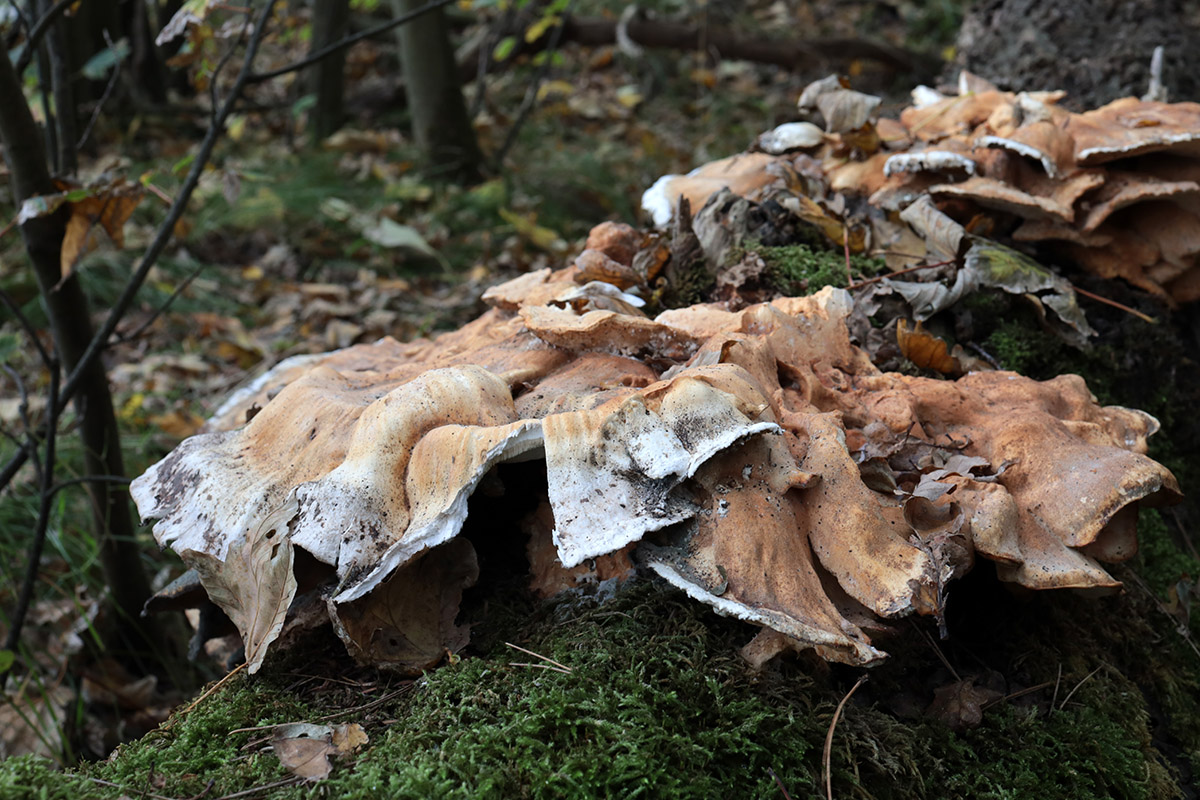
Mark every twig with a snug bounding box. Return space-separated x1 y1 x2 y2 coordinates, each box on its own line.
75 28 122 152
0 0 279 500
48 473 131 500
169 662 247 723
510 662 571 674
1058 665 1103 710
246 0 457 84
2 357 59 659
493 0 575 167
842 226 852 288
315 683 413 721
919 625 961 682
1 365 41 479
113 260 209 344
1070 284 1156 324
1124 570 1200 659
0 213 18 242
82 776 180 800
505 641 571 672
847 259 955 290
1049 663 1062 711
12 0 78 74
980 680 1055 711
0 273 52 369
768 766 794 800
211 777 301 800
186 779 217 800
1166 508 1199 561
823 674 867 800
209 11 251 129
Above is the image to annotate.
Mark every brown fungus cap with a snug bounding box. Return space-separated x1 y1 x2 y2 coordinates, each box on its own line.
133 233 1180 672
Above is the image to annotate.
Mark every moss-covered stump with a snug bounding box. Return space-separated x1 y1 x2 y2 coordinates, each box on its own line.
2 535 1197 800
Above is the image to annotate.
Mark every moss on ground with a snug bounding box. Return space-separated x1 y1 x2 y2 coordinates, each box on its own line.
4 560 1197 799
754 242 887 296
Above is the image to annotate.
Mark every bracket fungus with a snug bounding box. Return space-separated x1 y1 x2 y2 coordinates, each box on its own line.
133 244 1180 672
641 73 1200 305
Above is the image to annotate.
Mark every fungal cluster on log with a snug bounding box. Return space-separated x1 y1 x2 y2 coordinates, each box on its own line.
645 73 1200 304
132 225 1180 672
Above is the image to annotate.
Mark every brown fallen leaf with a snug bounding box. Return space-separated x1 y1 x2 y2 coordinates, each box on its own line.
272 723 337 781
926 679 1004 732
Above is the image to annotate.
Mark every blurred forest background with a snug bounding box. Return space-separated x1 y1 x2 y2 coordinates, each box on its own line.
1 0 1199 797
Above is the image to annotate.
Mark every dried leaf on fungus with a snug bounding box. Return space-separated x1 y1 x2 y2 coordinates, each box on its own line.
183 519 297 674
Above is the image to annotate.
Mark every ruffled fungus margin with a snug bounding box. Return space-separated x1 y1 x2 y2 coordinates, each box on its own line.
132 262 1179 673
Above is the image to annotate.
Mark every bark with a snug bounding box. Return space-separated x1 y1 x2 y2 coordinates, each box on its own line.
308 0 351 141
393 0 484 181
40 0 77 174
954 0 1200 109
0 42 161 664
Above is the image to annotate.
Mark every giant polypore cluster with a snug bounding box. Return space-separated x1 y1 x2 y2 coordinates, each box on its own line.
132 224 1180 672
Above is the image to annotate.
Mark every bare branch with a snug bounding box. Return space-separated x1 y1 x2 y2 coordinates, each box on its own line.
0 0 280 497
246 0 455 84
10 0 76 74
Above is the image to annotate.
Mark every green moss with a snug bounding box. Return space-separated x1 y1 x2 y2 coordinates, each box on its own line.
749 243 886 296
0 756 88 800
325 583 826 799
6 574 1198 799
1131 511 1199 600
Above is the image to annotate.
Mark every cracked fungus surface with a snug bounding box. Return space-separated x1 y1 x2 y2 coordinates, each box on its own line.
131 265 1180 673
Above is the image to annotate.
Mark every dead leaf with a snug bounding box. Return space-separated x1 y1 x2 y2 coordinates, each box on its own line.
331 722 369 754
183 518 298 674
778 194 867 252
328 538 479 673
926 679 1003 731
272 723 337 781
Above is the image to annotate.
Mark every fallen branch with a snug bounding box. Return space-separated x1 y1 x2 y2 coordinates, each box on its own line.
457 15 942 83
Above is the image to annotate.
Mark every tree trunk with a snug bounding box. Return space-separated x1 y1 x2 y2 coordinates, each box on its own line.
308 0 351 142
0 44 162 667
392 0 483 181
953 0 1200 109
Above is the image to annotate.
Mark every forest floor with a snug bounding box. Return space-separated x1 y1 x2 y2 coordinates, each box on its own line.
1 1 1199 798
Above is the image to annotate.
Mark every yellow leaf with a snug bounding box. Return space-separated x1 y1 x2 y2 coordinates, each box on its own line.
226 114 247 141
616 85 643 108
536 80 574 101
150 410 205 439
119 392 145 421
498 207 559 250
525 13 558 43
